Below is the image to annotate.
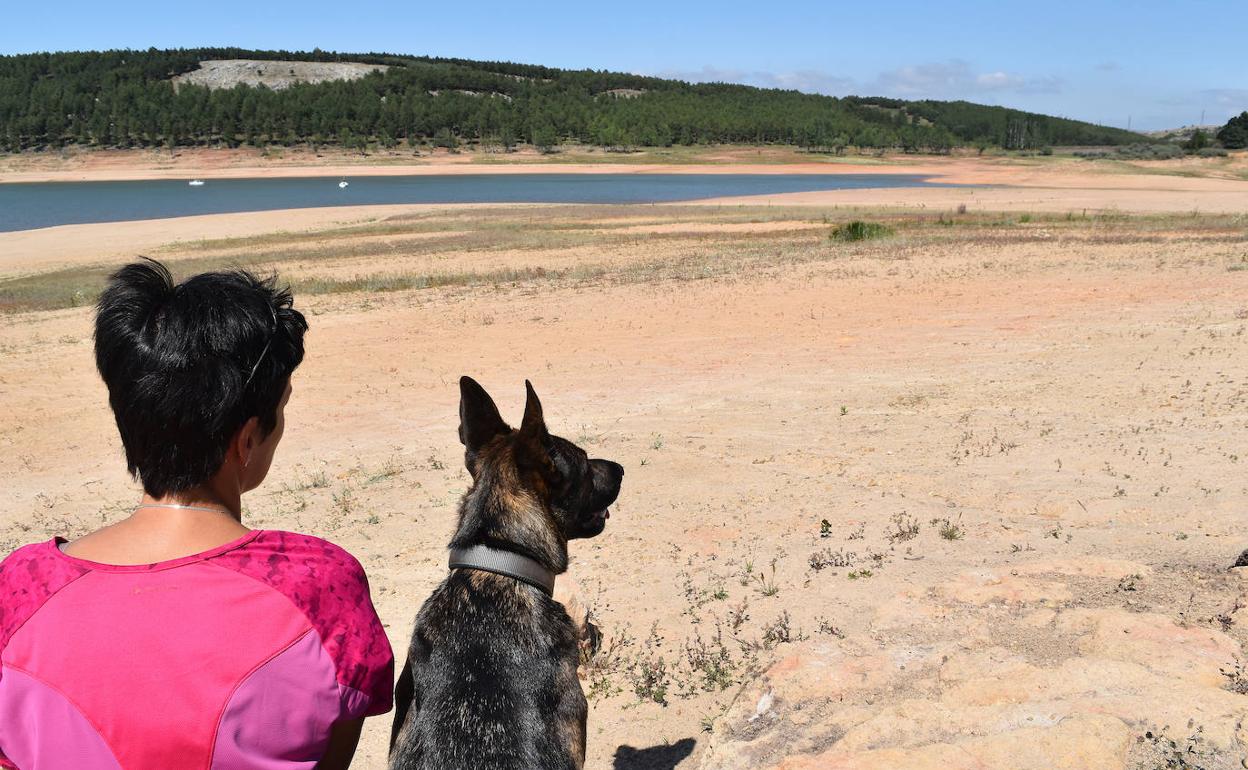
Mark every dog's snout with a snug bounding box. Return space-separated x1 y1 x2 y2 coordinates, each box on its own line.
593 459 625 486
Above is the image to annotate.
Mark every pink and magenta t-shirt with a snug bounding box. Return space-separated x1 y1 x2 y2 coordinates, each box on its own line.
0 530 394 769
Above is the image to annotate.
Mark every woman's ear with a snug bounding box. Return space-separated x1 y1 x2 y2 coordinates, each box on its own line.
233 416 263 468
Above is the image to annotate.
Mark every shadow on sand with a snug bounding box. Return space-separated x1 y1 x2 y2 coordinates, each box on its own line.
612 737 697 770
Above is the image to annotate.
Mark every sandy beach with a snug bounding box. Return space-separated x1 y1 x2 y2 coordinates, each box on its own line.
2 151 1248 768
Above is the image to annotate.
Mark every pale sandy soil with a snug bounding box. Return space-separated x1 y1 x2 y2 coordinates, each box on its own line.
0 145 924 182
693 174 1248 214
2 193 1248 767
0 204 517 276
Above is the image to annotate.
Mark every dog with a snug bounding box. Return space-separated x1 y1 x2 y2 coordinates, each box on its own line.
390 377 624 770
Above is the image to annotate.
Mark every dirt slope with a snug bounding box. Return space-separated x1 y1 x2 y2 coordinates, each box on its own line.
172 59 388 91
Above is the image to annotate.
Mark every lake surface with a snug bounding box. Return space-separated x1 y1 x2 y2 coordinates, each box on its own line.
0 173 950 233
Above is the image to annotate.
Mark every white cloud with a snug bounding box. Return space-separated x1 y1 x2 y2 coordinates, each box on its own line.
1201 88 1248 110
976 71 1024 90
650 59 1063 101
874 59 1062 99
768 69 856 94
1158 89 1248 123
875 60 974 96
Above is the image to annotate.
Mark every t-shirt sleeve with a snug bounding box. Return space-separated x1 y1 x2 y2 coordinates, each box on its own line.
0 541 91 765
320 549 395 718
212 532 395 718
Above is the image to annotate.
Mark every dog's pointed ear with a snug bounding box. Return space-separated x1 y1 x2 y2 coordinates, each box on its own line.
519 380 548 442
515 380 555 478
459 376 510 452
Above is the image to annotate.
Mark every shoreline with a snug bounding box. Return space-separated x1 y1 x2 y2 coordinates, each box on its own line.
0 161 950 185
2 152 1246 273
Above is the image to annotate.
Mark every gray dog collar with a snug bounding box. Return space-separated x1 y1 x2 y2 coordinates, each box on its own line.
449 545 557 596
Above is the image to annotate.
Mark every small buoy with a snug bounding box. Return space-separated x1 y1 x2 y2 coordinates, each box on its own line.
188 179 205 186
338 180 349 189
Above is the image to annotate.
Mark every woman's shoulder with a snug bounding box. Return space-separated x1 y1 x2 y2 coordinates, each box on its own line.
0 539 87 589
238 530 366 570
210 530 372 595
212 530 393 711
0 539 90 650
0 539 58 571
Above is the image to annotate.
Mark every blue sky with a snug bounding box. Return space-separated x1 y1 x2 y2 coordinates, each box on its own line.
3 0 1244 131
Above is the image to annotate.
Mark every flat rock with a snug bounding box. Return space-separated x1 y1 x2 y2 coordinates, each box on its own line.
700 577 1248 770
937 569 1071 606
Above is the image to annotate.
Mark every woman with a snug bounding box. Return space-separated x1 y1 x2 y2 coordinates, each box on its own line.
0 259 393 769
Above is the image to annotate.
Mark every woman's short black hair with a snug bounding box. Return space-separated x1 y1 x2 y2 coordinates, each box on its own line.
94 258 308 498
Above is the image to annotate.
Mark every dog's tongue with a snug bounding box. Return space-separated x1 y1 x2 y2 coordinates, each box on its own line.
599 508 611 520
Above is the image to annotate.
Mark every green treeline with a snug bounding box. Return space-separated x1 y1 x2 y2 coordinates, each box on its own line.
1218 112 1248 150
0 48 1142 153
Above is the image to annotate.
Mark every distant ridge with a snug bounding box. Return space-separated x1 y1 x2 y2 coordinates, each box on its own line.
0 48 1143 153
1143 124 1222 142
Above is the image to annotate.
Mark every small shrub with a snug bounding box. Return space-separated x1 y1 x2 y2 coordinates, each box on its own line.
940 522 964 540
1222 661 1248 695
932 517 964 540
759 611 806 648
809 547 855 572
815 616 845 637
631 656 669 704
829 221 894 242
753 558 780 597
1075 143 1184 161
887 512 920 543
627 624 671 705
332 488 355 515
683 624 737 692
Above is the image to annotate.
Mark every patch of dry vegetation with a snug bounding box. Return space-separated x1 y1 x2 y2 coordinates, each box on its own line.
4 207 1245 315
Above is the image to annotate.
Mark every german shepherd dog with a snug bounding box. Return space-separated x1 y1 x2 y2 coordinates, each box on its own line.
390 377 624 770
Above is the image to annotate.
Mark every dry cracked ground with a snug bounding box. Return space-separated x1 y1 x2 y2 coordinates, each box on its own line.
1 205 1247 768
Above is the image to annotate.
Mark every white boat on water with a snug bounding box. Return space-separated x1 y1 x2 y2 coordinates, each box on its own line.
338 180 349 189
188 179 205 186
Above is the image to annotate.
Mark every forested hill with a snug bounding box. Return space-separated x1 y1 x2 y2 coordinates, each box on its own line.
0 48 1142 153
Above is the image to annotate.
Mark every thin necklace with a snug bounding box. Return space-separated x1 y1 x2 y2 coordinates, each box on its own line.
135 502 232 515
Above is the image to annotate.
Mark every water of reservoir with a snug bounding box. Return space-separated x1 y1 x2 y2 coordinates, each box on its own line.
0 173 954 233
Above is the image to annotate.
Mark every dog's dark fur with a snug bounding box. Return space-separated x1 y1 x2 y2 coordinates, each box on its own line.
389 377 624 770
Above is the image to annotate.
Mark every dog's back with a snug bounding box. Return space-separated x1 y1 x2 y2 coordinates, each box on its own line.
391 571 585 770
